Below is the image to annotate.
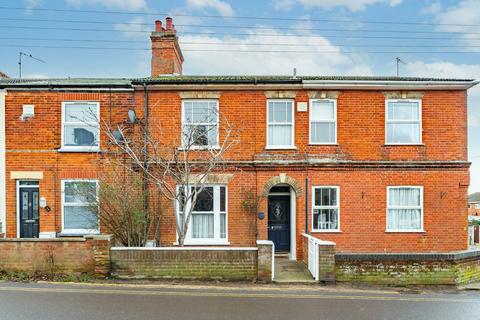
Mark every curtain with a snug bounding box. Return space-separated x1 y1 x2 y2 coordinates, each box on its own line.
268 124 292 146
388 188 421 230
192 214 214 238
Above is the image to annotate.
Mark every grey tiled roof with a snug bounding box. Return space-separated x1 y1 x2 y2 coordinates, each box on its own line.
133 75 476 84
0 78 132 87
0 75 476 88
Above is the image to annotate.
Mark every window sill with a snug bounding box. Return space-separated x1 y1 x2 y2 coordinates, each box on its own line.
311 230 342 233
265 146 297 150
58 148 100 153
383 144 425 147
308 143 338 146
173 240 230 246
177 146 220 151
385 230 425 233
58 231 100 237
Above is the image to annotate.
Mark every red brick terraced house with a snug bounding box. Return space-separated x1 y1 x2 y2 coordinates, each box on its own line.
0 18 478 264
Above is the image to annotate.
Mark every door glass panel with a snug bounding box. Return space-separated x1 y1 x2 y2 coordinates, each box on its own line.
32 191 39 219
19 181 39 186
21 191 29 219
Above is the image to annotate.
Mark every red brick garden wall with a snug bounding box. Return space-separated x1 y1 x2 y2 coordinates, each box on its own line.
0 236 111 276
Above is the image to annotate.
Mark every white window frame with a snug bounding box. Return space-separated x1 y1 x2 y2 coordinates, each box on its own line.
386 186 424 232
181 99 219 149
311 186 340 232
309 99 337 145
266 99 295 149
61 179 100 235
61 101 100 152
385 99 422 145
176 185 228 245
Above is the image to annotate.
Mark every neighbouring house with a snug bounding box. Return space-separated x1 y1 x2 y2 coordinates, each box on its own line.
0 17 478 266
469 192 480 245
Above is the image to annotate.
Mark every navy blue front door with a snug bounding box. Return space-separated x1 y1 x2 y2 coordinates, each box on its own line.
268 195 290 252
19 187 39 238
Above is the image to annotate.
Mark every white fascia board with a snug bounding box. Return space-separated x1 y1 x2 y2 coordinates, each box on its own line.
302 80 480 90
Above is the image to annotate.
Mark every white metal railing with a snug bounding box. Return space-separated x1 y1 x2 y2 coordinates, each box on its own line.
303 233 335 281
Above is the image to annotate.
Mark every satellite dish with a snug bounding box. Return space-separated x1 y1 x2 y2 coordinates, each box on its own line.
128 109 136 124
113 129 123 142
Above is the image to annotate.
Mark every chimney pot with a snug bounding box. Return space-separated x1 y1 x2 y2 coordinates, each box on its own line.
155 20 162 32
166 17 173 30
150 17 184 76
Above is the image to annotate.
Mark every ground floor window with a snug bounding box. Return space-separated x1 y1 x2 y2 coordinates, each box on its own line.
387 186 423 231
312 186 339 231
61 180 99 234
177 185 227 244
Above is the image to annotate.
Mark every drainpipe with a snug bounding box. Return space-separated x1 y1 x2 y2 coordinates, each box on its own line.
142 83 149 213
0 90 6 237
305 176 308 234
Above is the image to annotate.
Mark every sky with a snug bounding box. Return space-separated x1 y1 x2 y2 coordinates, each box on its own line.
0 0 479 193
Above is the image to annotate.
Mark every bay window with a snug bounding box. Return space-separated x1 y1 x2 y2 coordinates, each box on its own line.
177 185 228 244
387 186 423 232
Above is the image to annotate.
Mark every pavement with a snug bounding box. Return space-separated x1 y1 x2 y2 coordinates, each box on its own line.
0 281 480 319
274 255 316 283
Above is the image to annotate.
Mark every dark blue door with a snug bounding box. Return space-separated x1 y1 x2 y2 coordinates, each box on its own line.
19 187 39 238
268 195 290 252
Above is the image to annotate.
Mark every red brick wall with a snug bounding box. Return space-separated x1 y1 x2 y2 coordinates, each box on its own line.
146 90 467 162
5 91 135 237
4 88 470 257
0 238 94 274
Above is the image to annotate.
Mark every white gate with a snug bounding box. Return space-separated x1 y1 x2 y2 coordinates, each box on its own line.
306 235 320 281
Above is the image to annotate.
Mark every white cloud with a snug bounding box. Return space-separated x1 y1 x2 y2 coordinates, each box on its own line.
23 0 42 14
421 2 442 15
273 0 402 11
115 16 150 39
181 27 372 76
185 0 235 17
426 0 480 46
65 0 148 11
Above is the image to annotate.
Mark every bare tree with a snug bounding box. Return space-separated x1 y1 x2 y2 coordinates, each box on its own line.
72 156 162 247
103 107 239 246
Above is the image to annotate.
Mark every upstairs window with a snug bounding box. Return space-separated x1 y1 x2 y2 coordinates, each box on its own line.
267 100 294 148
310 99 337 144
182 100 219 148
386 99 422 144
387 186 423 232
62 102 100 151
62 180 99 235
312 186 340 231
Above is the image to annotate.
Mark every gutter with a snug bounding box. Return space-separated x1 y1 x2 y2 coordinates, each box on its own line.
302 79 480 90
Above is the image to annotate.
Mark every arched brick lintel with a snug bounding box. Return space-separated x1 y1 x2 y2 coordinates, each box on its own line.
261 175 304 198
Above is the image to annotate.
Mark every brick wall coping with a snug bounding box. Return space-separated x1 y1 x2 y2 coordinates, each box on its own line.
335 250 480 262
302 233 336 246
256 240 274 245
111 246 258 251
0 238 86 242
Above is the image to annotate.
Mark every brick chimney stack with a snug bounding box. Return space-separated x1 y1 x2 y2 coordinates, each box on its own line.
150 17 184 77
